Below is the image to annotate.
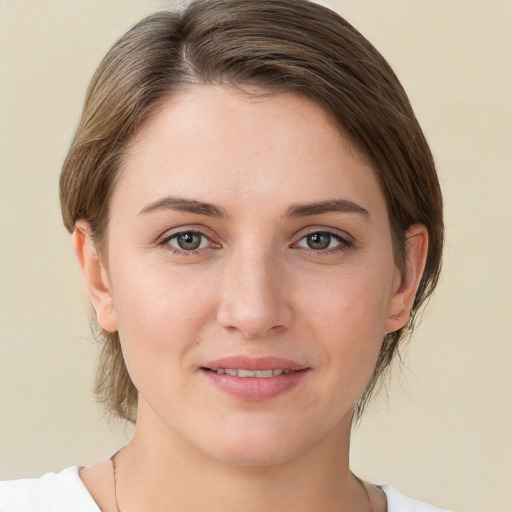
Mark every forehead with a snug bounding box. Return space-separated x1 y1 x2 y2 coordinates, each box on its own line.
114 85 385 217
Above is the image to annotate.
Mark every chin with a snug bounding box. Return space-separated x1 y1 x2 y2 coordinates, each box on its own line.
199 424 313 468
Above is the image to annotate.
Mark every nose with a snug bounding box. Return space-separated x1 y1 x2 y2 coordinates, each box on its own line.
216 247 294 339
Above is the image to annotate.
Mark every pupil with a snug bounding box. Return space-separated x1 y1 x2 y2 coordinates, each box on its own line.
178 232 201 250
307 232 330 250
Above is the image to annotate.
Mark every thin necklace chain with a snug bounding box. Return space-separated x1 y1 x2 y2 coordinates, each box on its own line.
111 453 122 512
111 453 375 512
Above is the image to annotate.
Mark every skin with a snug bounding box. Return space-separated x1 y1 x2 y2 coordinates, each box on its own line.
75 86 428 512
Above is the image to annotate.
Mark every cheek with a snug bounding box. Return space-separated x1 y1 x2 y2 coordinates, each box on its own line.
110 260 217 360
301 265 393 338
297 264 393 383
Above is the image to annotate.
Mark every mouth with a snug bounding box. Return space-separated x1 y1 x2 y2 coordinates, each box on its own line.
204 368 297 378
200 356 310 401
202 355 307 372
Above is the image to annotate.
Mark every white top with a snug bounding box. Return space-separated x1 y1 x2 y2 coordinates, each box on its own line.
0 466 449 511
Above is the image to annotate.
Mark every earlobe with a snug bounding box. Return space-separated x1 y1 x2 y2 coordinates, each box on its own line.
73 221 118 333
385 223 429 333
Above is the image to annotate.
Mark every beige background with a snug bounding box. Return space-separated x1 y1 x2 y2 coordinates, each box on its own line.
0 1 510 511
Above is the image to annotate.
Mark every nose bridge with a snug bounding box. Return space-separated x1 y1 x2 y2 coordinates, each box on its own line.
217 239 292 338
238 246 276 302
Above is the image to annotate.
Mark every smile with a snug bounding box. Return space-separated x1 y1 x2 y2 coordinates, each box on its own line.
212 368 294 377
201 358 309 400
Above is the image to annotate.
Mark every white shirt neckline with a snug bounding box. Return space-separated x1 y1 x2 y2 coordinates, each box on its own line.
0 465 449 512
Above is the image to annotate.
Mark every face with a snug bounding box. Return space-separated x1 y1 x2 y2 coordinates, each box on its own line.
80 85 420 466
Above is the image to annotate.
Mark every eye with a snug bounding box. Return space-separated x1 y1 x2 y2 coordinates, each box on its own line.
296 231 351 252
167 231 210 251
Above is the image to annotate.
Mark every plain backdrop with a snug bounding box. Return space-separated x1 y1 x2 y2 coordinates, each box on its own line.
0 1 510 511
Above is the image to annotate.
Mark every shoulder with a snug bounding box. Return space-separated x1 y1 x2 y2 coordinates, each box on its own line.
381 485 451 512
0 466 100 512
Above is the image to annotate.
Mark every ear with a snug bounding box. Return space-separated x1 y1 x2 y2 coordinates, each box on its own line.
73 220 118 332
385 223 429 333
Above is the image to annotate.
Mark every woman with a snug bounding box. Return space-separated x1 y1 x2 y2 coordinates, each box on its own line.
0 0 446 510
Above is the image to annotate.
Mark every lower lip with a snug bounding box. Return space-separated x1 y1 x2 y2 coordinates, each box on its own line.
201 369 309 401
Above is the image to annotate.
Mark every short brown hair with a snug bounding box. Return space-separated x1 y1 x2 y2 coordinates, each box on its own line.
60 0 443 423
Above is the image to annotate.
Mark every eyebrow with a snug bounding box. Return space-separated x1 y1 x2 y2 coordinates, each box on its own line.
284 199 370 220
138 196 230 218
138 196 370 220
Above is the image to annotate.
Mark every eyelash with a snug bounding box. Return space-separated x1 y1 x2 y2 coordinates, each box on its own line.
293 229 354 255
160 230 217 256
159 228 354 256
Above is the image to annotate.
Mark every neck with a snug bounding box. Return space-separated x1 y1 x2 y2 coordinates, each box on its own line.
112 401 372 512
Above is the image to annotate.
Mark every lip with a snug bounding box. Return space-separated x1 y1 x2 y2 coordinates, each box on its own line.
202 356 308 372
200 356 310 401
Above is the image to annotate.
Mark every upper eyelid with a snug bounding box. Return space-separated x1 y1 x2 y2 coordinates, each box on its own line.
158 226 216 244
293 226 353 242
160 230 218 254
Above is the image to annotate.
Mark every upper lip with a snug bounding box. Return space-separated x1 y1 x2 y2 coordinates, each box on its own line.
202 356 308 372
